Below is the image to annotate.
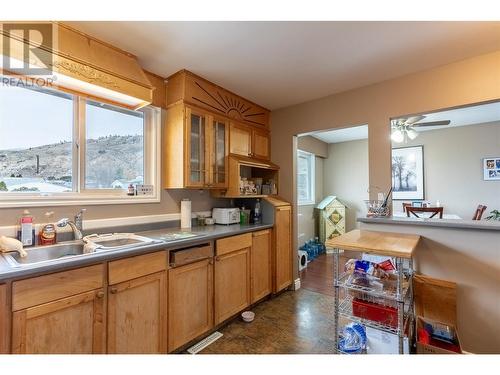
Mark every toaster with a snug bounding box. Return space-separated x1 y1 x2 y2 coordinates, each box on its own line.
212 208 240 225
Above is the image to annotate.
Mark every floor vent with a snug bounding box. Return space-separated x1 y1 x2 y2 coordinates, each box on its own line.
187 331 223 354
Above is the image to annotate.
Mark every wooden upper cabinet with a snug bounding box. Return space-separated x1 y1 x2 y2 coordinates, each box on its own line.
11 289 105 354
185 106 208 188
229 123 252 158
252 128 270 160
166 70 270 129
163 104 229 189
229 122 270 161
209 115 229 188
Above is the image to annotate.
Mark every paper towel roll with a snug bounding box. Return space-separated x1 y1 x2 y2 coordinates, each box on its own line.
181 199 192 229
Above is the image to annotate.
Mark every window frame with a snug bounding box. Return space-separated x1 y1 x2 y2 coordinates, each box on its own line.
0 87 161 208
297 149 316 206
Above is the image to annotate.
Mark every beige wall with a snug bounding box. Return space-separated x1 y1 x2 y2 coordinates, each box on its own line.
393 121 500 218
360 221 500 354
0 109 229 227
323 139 369 232
271 51 500 278
297 135 328 158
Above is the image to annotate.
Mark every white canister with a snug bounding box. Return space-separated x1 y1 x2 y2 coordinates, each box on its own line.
180 198 192 229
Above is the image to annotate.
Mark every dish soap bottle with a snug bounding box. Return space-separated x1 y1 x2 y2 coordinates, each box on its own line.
253 199 261 224
39 211 57 246
18 210 35 247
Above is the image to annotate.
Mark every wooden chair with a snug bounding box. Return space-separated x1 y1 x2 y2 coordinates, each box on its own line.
406 206 444 219
402 203 411 214
472 205 487 220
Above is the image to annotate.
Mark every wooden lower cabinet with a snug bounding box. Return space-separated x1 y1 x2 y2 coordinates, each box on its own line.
168 258 214 352
214 247 251 325
274 205 293 293
251 229 272 303
0 284 9 354
107 272 167 354
11 289 105 354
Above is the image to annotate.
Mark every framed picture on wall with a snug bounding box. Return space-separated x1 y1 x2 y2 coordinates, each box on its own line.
483 157 500 181
392 145 424 200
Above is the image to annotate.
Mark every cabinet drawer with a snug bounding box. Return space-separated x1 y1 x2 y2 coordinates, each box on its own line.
170 244 213 267
12 265 103 311
108 251 167 285
252 229 271 237
216 233 252 256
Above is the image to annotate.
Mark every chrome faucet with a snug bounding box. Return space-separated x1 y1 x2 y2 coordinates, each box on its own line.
74 209 86 234
57 209 86 240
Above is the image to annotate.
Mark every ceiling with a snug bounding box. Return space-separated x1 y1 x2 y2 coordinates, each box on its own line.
308 125 368 143
67 21 500 110
401 101 500 132
310 101 500 144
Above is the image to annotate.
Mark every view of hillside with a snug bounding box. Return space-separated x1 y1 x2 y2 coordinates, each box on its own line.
0 135 144 192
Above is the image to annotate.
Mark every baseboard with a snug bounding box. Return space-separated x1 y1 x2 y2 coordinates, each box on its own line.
293 278 301 291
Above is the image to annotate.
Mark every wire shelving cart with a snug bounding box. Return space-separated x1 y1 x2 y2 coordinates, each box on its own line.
326 229 420 354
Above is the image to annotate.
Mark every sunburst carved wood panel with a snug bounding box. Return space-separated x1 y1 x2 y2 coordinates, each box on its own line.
167 70 269 129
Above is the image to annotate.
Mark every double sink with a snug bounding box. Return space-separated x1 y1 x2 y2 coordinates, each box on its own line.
2 231 203 268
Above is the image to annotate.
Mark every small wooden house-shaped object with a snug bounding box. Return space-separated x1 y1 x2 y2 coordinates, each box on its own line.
316 196 347 243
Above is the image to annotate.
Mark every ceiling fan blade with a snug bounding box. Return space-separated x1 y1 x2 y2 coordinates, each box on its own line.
404 115 426 125
412 120 451 127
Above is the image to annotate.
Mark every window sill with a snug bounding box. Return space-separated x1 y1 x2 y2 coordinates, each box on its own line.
298 200 316 207
0 194 160 208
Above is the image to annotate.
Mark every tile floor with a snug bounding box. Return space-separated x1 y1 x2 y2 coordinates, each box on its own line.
200 288 336 354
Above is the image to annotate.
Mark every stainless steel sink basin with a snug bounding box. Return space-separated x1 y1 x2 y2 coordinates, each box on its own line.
3 241 86 267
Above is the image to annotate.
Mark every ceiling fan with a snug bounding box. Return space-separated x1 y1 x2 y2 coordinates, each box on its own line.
391 115 451 143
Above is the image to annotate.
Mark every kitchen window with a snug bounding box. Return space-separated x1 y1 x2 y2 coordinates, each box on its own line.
0 84 161 207
297 150 315 205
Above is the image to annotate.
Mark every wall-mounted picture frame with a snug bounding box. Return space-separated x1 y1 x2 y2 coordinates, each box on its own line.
392 145 424 200
483 158 500 181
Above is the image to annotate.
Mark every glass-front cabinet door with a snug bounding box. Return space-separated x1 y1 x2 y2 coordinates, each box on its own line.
185 107 207 187
210 118 228 188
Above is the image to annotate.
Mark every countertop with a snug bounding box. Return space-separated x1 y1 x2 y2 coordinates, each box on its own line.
358 216 500 231
0 222 273 282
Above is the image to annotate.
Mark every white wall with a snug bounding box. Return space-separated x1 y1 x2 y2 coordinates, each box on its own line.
323 139 369 232
392 121 500 219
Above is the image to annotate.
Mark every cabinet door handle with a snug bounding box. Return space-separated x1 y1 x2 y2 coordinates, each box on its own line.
215 256 221 262
96 291 104 298
110 287 118 294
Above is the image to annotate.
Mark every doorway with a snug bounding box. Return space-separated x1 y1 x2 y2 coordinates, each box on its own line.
296 125 369 296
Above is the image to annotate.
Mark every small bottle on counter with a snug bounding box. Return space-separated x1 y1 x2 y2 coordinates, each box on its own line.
127 184 136 196
253 199 261 224
39 211 57 246
17 210 35 247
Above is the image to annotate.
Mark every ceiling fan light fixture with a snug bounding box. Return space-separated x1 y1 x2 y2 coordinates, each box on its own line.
391 129 404 143
407 128 418 140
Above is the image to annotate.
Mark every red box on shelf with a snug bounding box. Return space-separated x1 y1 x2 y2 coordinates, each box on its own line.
352 298 398 328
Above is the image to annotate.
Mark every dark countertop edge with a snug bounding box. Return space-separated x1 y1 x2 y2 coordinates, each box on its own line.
0 223 273 283
358 217 500 231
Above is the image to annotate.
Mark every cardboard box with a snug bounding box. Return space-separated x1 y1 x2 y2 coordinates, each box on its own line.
416 316 461 354
413 274 462 354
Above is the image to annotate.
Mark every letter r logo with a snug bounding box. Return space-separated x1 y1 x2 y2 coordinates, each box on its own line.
2 23 53 75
